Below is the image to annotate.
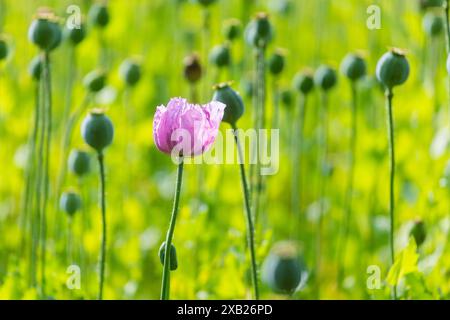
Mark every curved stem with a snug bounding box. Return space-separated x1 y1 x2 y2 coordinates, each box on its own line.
338 81 357 284
160 160 184 300
232 123 259 300
386 88 397 300
97 152 107 300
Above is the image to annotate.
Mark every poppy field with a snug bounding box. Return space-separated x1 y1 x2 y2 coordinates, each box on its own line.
1 0 450 300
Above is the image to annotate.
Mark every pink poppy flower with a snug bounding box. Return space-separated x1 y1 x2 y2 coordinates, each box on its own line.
153 98 225 157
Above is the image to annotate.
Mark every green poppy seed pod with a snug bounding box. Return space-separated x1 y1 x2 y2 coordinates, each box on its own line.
376 48 409 90
422 12 443 37
120 59 142 87
280 89 293 108
410 220 426 247
194 0 217 7
183 54 202 84
28 15 62 51
419 0 443 10
314 65 337 91
293 70 314 95
159 242 178 271
209 44 231 68
240 79 254 98
268 50 285 76
262 241 303 294
0 37 8 60
81 110 114 153
68 149 91 177
60 191 82 216
83 69 106 93
222 19 242 41
245 12 273 48
212 83 244 125
89 3 110 28
64 22 86 46
340 53 367 81
28 56 42 81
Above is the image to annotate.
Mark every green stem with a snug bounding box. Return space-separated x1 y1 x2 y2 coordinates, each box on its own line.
444 0 450 125
97 152 107 300
160 160 184 300
232 123 259 300
385 88 397 300
338 81 358 284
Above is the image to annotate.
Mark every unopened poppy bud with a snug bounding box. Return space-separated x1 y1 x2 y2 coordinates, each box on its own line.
268 49 285 76
376 48 409 90
410 219 426 247
314 65 337 91
183 54 202 84
245 12 273 48
83 69 106 93
120 59 142 87
212 83 244 124
68 149 91 177
29 56 42 81
209 44 231 68
262 241 305 294
60 191 82 216
28 12 62 51
423 12 443 37
0 37 8 60
65 22 86 46
222 19 241 41
340 53 367 81
89 3 110 28
81 110 114 153
159 242 178 271
293 70 314 95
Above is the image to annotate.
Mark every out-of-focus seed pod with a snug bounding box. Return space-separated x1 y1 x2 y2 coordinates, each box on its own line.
376 48 409 90
68 149 91 177
28 11 62 51
293 70 314 95
268 49 285 76
0 37 8 60
60 191 82 216
209 44 231 68
120 59 142 87
280 89 293 108
193 0 217 7
65 22 87 46
159 242 178 271
81 110 114 153
314 65 337 91
222 19 242 41
262 241 305 294
89 3 110 28
245 12 273 48
409 219 426 247
423 12 444 37
29 56 42 81
240 78 254 99
419 0 444 11
83 69 107 93
212 83 244 125
340 53 367 81
183 54 202 84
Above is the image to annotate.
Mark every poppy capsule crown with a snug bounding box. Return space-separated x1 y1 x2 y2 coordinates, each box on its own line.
159 242 178 271
81 110 114 153
60 191 82 216
28 10 62 51
340 53 367 81
212 83 245 125
376 48 409 90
